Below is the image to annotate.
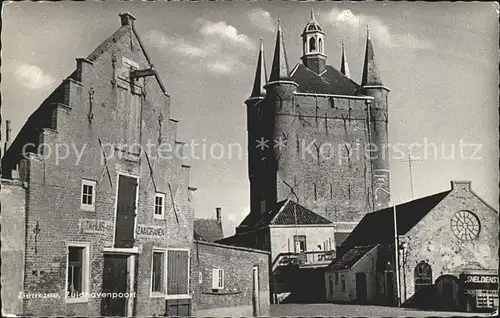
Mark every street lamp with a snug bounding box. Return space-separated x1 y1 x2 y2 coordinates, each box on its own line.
375 187 401 307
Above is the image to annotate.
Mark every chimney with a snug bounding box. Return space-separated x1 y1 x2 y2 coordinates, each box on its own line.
216 207 221 224
119 12 136 27
450 180 471 191
4 120 11 153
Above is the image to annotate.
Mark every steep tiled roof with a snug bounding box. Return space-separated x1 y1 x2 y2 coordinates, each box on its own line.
237 199 332 231
327 245 376 271
338 190 451 256
291 64 360 95
272 200 332 225
334 232 350 248
193 219 223 242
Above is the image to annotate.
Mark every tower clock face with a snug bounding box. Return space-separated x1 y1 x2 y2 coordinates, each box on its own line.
451 210 480 241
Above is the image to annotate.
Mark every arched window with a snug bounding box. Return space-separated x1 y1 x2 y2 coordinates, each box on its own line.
318 38 323 53
309 37 316 52
414 261 432 291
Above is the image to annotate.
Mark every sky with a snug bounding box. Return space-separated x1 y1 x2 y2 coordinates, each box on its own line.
2 1 499 236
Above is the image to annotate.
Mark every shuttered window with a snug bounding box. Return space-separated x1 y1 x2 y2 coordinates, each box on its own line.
167 249 190 296
117 86 141 151
212 267 224 290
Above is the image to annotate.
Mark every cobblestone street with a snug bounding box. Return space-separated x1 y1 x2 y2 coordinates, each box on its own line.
271 303 492 317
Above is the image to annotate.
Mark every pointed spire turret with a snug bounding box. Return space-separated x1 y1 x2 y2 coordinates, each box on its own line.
269 19 291 82
310 7 316 22
361 25 383 86
249 39 268 99
340 41 350 79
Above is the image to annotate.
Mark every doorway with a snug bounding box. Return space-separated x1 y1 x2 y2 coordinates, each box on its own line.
386 272 394 305
356 272 368 303
114 174 138 248
435 275 459 311
101 254 129 316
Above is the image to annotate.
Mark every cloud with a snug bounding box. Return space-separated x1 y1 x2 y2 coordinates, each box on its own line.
14 62 56 90
197 19 257 51
144 30 208 58
206 58 244 75
324 8 434 50
227 206 249 225
247 8 276 31
145 20 256 76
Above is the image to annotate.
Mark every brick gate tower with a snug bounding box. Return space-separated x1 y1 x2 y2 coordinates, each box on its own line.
240 12 390 245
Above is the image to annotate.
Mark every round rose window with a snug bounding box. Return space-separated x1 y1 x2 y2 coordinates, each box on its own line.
451 210 480 241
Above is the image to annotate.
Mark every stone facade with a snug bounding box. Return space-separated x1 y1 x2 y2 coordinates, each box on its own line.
399 181 499 304
324 181 498 309
191 240 270 316
1 13 195 316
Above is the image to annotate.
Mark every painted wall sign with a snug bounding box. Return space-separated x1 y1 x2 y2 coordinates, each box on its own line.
78 219 166 238
79 219 113 234
461 274 499 290
135 225 166 237
464 275 498 284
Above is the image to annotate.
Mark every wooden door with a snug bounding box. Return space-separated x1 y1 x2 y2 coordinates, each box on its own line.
166 299 191 316
101 255 128 316
115 175 137 248
386 272 394 305
436 275 459 311
356 272 368 302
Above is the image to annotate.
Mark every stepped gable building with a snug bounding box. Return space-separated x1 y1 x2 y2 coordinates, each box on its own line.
242 11 391 244
1 13 196 316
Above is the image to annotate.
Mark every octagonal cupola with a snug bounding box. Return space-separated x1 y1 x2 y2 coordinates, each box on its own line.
301 8 327 74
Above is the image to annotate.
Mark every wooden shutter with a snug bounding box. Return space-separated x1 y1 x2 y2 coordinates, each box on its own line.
211 268 218 289
219 269 224 289
167 250 189 295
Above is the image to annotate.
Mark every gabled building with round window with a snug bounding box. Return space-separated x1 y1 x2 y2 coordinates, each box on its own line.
325 181 498 312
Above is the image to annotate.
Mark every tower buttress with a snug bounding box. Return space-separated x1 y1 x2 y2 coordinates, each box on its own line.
246 39 268 220
263 19 298 215
360 26 391 210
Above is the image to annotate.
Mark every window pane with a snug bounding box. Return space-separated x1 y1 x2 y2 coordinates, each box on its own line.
154 196 163 215
152 252 163 292
82 184 93 205
68 247 84 296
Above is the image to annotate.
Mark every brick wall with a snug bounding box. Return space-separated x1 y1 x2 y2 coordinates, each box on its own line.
0 180 27 315
5 16 194 316
248 86 390 233
191 240 270 316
